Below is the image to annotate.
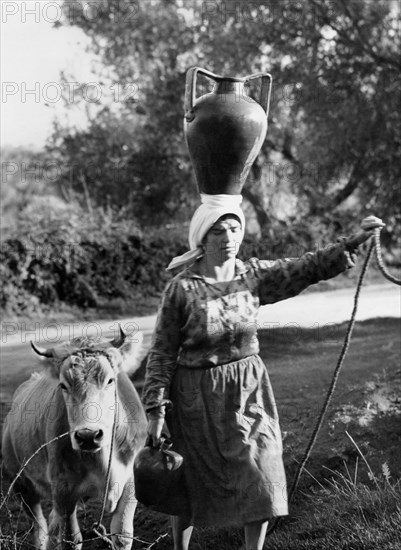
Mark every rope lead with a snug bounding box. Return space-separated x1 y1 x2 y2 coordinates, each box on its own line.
93 351 119 545
374 227 401 285
266 227 399 537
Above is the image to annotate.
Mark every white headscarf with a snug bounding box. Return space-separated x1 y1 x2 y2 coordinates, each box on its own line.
167 194 246 272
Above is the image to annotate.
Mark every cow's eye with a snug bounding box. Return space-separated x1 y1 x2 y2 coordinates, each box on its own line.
59 383 68 391
107 378 115 386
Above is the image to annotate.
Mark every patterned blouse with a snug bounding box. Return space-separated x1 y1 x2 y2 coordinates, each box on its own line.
142 241 356 414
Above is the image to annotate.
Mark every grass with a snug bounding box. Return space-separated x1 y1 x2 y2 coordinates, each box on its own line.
267 462 401 550
1 318 400 549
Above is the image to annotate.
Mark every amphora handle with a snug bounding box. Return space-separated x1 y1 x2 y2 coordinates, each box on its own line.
244 72 273 116
184 67 273 121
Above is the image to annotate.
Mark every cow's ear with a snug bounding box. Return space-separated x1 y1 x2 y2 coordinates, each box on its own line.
109 331 143 374
30 341 63 378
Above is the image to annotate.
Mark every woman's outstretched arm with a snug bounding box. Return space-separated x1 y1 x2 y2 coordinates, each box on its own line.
252 216 384 305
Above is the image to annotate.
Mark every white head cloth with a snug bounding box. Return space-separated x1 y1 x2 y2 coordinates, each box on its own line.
166 193 245 272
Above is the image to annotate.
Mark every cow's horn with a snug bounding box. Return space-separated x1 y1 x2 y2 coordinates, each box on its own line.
30 341 54 357
111 324 126 348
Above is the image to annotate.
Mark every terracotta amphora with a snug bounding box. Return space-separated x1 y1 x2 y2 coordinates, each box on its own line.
184 67 272 195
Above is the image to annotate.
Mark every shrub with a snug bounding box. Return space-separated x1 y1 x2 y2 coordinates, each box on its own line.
0 198 191 317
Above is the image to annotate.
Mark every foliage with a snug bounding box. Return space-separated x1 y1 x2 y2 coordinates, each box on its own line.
0 146 56 229
0 199 189 317
47 111 196 224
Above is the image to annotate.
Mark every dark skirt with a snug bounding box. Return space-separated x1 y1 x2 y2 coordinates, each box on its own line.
165 354 288 528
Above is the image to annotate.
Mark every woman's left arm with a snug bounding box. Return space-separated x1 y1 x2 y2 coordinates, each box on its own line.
255 216 385 305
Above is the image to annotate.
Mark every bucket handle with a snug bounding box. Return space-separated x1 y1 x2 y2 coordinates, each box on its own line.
184 67 273 121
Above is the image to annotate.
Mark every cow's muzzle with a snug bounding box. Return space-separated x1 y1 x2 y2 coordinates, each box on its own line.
74 428 104 452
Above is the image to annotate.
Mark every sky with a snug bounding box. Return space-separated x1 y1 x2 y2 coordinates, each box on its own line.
1 0 96 150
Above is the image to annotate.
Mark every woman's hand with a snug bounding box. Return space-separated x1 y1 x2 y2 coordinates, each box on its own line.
346 215 385 249
360 215 386 234
147 417 165 448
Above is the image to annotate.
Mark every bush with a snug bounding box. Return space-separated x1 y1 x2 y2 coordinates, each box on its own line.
0 199 188 317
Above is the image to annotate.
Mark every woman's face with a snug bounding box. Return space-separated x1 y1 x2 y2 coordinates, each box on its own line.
203 215 243 262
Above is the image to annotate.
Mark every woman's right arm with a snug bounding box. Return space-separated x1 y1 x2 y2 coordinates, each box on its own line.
142 278 184 445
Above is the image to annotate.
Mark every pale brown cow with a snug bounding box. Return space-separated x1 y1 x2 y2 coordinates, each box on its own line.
2 329 147 549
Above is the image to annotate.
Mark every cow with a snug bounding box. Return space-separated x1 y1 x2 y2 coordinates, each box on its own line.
2 328 147 550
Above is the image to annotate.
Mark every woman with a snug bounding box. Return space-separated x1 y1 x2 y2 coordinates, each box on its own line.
142 195 384 550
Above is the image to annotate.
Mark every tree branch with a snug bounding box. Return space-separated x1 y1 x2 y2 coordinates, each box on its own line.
339 0 401 71
331 154 366 209
242 185 270 229
315 0 401 71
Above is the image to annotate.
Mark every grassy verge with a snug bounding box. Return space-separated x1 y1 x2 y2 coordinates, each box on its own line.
267 466 401 550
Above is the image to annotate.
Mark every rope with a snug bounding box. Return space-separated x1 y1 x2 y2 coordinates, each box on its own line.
266 238 375 537
374 227 401 285
287 240 374 499
92 351 119 544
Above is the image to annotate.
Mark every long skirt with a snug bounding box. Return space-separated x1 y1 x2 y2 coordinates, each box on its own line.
165 354 288 528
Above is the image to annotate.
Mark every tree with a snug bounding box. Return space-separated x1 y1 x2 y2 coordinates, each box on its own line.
277 0 401 221
1 146 56 231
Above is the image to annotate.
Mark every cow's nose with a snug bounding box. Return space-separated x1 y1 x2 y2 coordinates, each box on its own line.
75 429 103 449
